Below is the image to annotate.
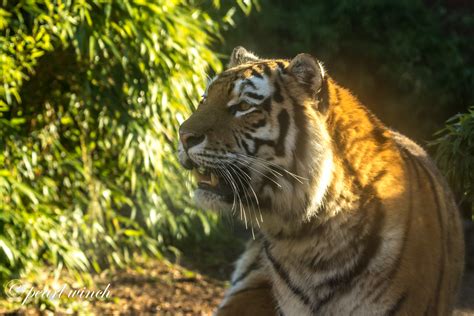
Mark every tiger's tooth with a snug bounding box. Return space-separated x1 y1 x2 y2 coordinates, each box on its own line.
210 173 219 187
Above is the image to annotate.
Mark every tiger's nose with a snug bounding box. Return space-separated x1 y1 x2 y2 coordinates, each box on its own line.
179 131 205 150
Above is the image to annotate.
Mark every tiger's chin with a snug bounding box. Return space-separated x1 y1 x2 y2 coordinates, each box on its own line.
194 188 234 212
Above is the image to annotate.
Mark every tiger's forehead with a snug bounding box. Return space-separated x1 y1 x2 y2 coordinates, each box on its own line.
205 60 289 104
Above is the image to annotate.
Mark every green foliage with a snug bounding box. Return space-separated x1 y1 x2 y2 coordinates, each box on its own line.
222 0 474 141
0 0 253 284
432 107 474 218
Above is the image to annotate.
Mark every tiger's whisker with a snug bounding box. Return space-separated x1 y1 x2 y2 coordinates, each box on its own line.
234 153 308 182
221 166 247 228
229 163 263 225
215 164 238 215
228 163 261 230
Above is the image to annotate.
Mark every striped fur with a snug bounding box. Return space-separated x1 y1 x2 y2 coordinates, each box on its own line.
178 47 465 315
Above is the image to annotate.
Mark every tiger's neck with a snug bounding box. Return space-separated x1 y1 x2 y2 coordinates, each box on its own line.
261 78 401 240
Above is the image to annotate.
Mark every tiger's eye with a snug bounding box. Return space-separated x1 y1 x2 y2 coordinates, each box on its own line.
238 102 252 111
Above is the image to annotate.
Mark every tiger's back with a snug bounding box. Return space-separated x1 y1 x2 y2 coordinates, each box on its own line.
177 47 464 315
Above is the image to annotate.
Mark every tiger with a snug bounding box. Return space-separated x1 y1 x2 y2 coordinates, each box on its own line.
177 46 465 315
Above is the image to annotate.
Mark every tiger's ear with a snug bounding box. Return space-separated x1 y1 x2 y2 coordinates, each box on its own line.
287 53 323 92
228 46 260 68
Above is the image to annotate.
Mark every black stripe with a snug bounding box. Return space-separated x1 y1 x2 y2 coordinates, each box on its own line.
246 92 265 100
276 61 287 71
365 111 388 144
261 98 272 112
339 154 364 191
241 139 251 155
335 86 342 104
227 81 235 96
386 292 407 316
243 132 253 139
251 68 263 79
244 78 256 90
275 109 289 156
263 63 272 77
239 81 246 94
232 130 242 148
264 241 314 311
273 81 284 103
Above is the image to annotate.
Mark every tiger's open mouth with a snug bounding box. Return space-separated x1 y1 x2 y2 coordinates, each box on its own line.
192 166 234 198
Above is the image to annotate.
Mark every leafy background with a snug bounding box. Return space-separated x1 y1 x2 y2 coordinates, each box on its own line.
0 0 249 287
0 0 473 313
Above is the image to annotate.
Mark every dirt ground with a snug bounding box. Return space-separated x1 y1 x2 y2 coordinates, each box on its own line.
90 260 225 315
3 259 473 315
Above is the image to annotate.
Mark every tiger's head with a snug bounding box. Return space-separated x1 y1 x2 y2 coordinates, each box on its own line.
178 47 333 228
